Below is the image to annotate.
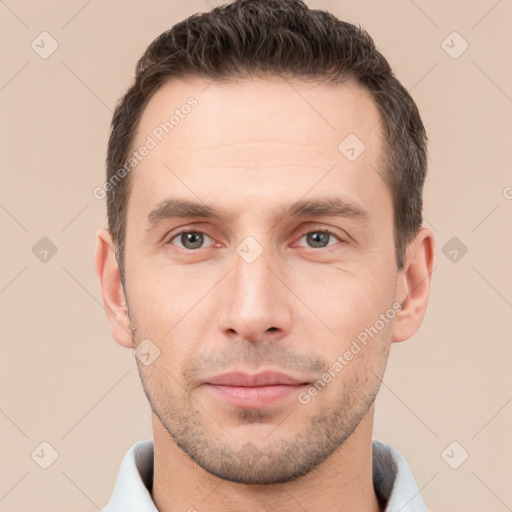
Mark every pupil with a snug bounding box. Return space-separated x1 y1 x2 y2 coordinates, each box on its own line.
308 232 328 248
183 232 203 249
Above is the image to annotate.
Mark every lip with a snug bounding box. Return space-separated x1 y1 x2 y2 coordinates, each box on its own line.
204 371 307 387
203 371 309 409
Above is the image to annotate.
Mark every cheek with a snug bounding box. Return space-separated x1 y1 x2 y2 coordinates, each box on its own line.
295 264 396 346
128 262 201 326
128 270 211 362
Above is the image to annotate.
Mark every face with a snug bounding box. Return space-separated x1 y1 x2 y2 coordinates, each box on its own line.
122 76 399 484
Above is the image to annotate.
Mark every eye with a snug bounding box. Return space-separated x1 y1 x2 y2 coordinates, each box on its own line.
165 228 345 252
167 230 214 250
296 229 344 249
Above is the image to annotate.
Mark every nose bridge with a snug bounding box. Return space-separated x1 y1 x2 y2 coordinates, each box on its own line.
219 232 291 342
234 238 272 298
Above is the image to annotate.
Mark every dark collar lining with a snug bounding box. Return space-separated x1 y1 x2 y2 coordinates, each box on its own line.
134 442 155 494
372 441 399 509
135 440 398 508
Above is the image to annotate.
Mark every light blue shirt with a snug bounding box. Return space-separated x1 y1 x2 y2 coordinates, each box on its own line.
102 439 429 511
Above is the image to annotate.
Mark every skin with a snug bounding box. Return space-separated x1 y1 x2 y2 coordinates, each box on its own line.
95 75 434 512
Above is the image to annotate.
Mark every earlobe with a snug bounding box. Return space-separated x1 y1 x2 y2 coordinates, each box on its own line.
94 228 134 349
391 227 435 343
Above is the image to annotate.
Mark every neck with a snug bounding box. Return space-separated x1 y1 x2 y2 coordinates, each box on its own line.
151 407 382 512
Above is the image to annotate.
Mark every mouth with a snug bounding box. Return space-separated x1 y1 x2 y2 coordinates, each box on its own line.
202 370 310 409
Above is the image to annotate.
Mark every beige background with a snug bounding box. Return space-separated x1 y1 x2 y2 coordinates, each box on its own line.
1 1 511 511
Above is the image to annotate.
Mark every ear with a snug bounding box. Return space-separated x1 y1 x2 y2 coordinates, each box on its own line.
94 228 134 348
391 226 435 343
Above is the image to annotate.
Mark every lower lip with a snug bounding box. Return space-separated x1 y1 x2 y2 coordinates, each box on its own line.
205 384 307 408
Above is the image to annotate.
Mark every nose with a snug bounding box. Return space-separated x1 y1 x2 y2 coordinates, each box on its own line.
217 241 292 343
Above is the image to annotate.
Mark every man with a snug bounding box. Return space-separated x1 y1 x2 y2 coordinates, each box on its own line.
95 0 435 510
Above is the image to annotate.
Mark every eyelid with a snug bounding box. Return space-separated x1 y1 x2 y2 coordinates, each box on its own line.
293 225 346 249
165 224 347 250
165 227 217 248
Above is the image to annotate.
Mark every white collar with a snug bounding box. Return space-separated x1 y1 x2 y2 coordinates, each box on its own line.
102 439 429 511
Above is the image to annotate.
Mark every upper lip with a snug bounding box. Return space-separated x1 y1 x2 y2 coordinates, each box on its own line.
205 371 307 387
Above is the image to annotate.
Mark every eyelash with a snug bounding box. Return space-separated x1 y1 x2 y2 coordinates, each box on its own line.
165 227 345 251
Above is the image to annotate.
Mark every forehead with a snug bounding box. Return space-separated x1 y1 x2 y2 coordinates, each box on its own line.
127 75 389 226
134 75 383 155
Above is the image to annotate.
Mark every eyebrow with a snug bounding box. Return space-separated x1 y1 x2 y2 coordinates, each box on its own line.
146 196 371 228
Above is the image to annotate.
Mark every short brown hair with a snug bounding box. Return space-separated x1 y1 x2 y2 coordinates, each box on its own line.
106 0 427 283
